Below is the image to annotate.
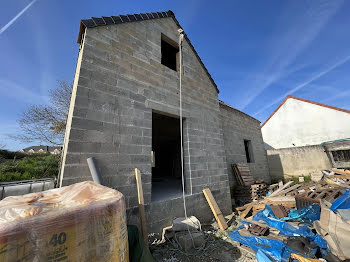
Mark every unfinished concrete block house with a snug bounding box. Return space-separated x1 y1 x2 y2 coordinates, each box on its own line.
60 10 270 232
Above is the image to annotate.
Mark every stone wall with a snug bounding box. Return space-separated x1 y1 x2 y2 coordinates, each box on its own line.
219 103 270 185
60 17 232 232
266 145 332 181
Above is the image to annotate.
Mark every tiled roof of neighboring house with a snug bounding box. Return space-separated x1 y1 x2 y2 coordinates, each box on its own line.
77 10 219 93
261 95 350 128
219 100 260 123
22 145 62 152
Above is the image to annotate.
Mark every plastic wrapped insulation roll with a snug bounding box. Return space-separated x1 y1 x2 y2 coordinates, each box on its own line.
0 181 129 262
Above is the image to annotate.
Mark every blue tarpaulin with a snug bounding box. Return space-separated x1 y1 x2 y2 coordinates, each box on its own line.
256 249 274 262
229 225 317 262
258 204 320 224
330 189 350 212
253 207 328 251
229 202 330 262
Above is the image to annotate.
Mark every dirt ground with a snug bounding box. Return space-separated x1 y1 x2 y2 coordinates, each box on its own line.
150 226 257 262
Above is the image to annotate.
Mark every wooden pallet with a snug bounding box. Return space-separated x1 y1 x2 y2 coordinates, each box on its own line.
232 163 255 186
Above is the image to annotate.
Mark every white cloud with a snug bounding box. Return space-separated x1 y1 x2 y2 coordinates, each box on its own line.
322 89 350 103
0 0 38 35
239 0 344 109
0 79 49 104
253 53 350 116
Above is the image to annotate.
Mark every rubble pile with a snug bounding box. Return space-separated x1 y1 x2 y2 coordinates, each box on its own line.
229 168 350 261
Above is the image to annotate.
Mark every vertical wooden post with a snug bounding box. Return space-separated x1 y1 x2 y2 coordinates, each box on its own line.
135 168 148 247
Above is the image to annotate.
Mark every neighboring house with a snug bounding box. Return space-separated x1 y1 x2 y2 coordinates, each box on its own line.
20 145 62 155
262 95 350 180
261 95 350 149
60 10 270 232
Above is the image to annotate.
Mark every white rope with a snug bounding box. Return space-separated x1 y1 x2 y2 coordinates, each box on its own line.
186 124 193 195
178 28 188 220
178 28 200 250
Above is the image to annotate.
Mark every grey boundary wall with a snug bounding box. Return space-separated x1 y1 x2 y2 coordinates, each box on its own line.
266 145 332 181
219 103 271 186
60 17 232 232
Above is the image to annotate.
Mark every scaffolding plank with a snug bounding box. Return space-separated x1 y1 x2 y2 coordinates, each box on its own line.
203 188 228 230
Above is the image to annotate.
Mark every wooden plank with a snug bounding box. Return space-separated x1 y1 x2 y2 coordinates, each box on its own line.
269 181 293 197
203 188 228 230
252 204 266 215
278 184 302 196
239 204 253 218
135 168 148 247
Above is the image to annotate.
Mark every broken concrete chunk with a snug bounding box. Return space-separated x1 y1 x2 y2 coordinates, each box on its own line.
173 216 201 232
177 231 205 252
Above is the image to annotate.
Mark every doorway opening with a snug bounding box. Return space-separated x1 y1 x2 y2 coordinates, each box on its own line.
152 112 183 202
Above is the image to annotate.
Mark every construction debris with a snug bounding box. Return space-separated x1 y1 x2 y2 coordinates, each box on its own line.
229 168 350 261
3 166 350 262
247 224 269 236
232 164 269 205
251 181 268 201
173 216 201 232
236 196 296 219
314 189 350 260
270 205 289 218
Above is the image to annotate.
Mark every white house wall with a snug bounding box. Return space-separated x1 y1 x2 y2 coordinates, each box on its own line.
261 98 350 149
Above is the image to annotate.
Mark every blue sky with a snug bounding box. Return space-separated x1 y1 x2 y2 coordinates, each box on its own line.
1 0 350 150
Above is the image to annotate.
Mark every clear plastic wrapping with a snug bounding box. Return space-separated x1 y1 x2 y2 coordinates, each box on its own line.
0 181 129 262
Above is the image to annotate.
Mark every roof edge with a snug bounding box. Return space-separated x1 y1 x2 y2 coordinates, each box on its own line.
261 95 350 128
76 10 219 93
219 100 261 123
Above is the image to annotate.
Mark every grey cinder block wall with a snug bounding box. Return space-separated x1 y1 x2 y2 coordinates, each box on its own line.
60 11 270 232
219 102 270 185
60 13 233 232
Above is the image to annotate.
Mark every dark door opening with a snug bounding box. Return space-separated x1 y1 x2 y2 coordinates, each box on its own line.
152 112 183 202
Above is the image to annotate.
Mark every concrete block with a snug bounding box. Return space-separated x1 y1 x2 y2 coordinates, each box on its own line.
177 232 205 252
173 216 201 232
